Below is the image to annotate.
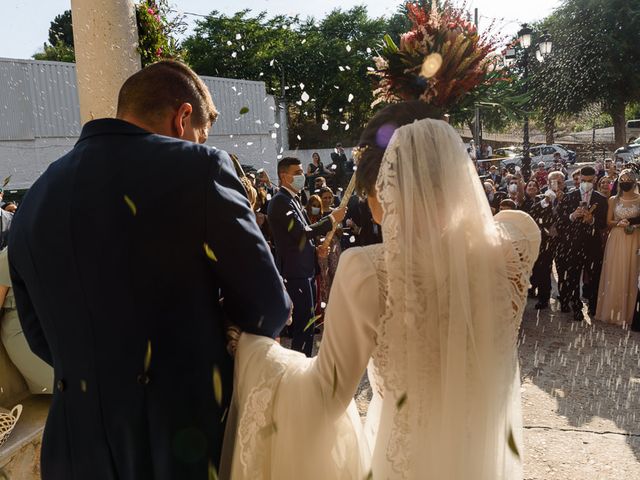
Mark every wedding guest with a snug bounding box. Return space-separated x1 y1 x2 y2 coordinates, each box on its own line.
556 166 608 320
330 143 349 190
484 181 502 214
268 157 346 356
0 248 54 393
488 165 502 187
307 152 332 190
256 169 277 198
305 194 323 224
318 187 343 304
0 191 12 250
533 162 548 187
598 176 613 198
528 189 558 309
570 170 581 190
520 180 540 213
505 177 524 207
595 169 640 326
343 196 382 248
499 199 517 211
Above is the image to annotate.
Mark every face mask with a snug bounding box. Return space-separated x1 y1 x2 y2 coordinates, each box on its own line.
290 174 306 192
508 184 518 194
620 182 635 192
311 207 321 215
580 181 593 193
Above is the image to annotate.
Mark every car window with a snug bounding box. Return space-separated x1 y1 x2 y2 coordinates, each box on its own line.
530 147 540 157
627 120 640 129
542 147 555 155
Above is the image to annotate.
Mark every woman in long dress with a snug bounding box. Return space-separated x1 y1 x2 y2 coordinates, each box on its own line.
595 169 640 326
221 102 540 480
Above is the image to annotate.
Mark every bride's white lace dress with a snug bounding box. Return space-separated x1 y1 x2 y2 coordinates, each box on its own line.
220 119 540 480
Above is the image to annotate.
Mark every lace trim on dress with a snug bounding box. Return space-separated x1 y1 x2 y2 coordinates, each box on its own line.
237 344 291 479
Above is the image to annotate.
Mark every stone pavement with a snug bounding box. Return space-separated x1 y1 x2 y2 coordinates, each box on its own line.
519 299 640 479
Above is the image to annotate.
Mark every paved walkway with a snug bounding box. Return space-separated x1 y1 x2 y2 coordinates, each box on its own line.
519 300 640 479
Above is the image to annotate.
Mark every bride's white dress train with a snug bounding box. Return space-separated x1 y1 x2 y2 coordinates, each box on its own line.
220 119 540 480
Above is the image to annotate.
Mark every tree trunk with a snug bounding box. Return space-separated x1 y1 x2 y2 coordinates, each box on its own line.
544 116 555 145
610 101 627 148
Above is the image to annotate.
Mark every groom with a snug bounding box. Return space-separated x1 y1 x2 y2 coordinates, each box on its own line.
8 61 291 480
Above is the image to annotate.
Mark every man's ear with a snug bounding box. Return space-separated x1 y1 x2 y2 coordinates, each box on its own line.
173 103 193 139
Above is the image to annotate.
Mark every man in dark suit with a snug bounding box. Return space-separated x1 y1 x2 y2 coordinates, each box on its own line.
555 166 608 321
268 157 346 356
8 61 290 480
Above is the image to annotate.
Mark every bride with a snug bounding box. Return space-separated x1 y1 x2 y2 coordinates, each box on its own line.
220 101 540 479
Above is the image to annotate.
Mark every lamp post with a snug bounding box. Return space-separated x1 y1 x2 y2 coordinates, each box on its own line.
507 25 553 180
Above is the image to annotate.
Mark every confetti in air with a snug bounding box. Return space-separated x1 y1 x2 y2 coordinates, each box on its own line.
213 366 223 407
204 243 218 262
144 340 152 372
124 195 137 216
239 106 250 115
348 94 354 103
301 91 310 102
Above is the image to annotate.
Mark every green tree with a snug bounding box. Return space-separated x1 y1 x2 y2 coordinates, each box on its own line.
33 9 75 62
48 10 74 47
533 0 640 147
183 7 388 147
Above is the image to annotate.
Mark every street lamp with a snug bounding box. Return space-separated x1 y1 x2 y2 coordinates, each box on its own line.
514 24 552 180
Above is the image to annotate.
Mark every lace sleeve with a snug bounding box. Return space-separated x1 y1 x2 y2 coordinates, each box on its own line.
494 210 541 324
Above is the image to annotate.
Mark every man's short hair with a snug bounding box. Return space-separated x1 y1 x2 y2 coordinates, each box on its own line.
116 60 218 129
277 157 301 176
580 166 596 176
500 199 517 209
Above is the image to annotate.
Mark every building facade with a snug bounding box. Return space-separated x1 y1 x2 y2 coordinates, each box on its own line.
0 58 280 192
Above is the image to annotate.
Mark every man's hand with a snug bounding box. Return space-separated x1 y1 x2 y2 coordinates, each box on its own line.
331 206 347 223
572 207 585 219
582 211 593 224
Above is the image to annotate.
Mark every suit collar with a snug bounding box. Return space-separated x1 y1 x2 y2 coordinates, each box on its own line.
77 118 152 144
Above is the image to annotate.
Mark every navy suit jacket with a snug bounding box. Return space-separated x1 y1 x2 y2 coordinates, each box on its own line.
267 188 333 279
8 119 290 480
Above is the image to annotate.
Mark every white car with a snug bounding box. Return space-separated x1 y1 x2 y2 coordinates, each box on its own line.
614 144 640 163
501 144 575 169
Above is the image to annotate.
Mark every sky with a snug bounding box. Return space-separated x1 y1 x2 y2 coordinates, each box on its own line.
1 0 561 60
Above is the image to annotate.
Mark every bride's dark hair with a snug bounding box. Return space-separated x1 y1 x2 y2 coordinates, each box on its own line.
355 100 442 196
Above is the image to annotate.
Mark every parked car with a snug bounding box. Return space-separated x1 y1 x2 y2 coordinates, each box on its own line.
626 119 640 141
494 146 522 158
500 144 575 169
614 144 640 163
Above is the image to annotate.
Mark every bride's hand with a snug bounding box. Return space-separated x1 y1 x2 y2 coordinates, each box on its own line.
226 324 242 356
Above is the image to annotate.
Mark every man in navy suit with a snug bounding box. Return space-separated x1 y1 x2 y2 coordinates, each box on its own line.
555 166 608 321
8 61 290 480
268 157 346 356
